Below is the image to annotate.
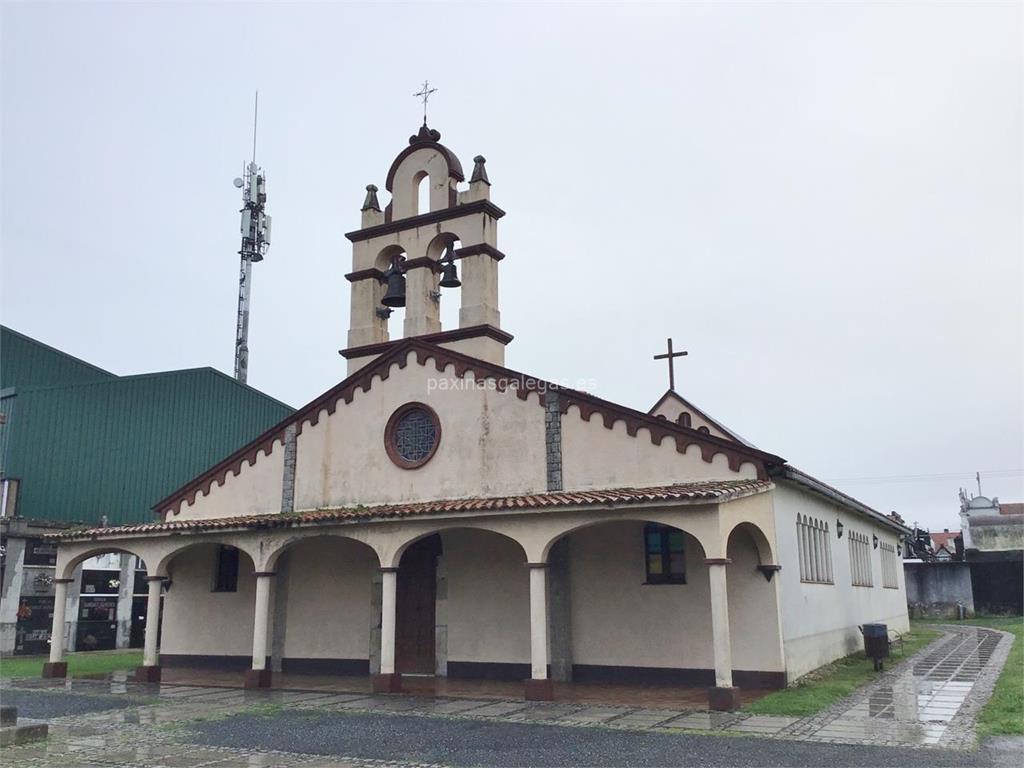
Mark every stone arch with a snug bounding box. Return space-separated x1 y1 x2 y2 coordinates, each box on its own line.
374 243 407 272
153 538 259 580
725 520 786 678
58 545 152 581
536 511 714 564
387 524 528 569
263 531 382 573
725 521 776 566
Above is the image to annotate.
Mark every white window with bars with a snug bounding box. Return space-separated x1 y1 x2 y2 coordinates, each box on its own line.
880 540 899 589
849 530 873 587
797 514 833 584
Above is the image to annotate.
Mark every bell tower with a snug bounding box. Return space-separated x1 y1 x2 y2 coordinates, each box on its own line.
341 123 511 374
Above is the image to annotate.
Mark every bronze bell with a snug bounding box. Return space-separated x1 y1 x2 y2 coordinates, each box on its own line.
439 259 461 288
438 245 461 288
381 264 406 308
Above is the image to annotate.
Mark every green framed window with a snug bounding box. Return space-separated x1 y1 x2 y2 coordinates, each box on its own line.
644 524 686 584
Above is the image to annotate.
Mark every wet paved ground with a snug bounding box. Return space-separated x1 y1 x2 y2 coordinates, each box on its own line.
0 625 1019 766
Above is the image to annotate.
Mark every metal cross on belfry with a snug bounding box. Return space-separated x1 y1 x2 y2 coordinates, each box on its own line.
654 338 688 391
414 80 438 125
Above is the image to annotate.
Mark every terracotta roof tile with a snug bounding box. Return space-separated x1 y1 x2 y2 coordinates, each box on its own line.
930 531 960 550
52 479 770 541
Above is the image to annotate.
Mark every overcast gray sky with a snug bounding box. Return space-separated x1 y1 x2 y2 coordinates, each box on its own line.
2 1 1021 530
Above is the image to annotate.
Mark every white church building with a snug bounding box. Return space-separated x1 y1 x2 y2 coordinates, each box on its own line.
43 122 910 710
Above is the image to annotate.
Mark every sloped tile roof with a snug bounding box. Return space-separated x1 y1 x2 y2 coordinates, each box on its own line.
930 531 960 550
53 479 770 541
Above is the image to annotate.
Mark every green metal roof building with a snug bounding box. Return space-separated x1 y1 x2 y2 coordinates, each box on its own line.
0 326 294 526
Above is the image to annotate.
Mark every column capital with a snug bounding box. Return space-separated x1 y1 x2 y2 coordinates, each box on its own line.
53 578 75 584
525 562 548 569
144 575 168 582
703 558 732 566
253 571 276 578
379 567 399 573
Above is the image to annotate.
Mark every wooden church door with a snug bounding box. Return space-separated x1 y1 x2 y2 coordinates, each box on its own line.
396 535 440 675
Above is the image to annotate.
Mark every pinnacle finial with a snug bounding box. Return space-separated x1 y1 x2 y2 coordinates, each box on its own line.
361 184 381 212
470 155 490 185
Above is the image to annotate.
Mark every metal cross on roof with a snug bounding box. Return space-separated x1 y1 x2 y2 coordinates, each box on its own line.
414 80 438 125
653 337 688 392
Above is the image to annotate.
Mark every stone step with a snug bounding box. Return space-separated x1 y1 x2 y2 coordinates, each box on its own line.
0 705 16 726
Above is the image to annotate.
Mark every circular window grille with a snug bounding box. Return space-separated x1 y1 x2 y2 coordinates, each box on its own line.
385 402 441 469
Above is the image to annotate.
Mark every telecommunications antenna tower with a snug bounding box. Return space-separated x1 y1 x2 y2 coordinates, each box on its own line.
232 92 271 384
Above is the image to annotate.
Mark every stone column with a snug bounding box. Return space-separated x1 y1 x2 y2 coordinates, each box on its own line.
115 554 134 649
134 576 164 683
706 558 739 710
525 563 554 700
0 537 27 656
42 578 73 678
245 572 275 688
270 553 290 673
373 567 401 692
547 539 574 682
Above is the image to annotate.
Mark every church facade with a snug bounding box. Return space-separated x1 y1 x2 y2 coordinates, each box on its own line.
43 124 910 710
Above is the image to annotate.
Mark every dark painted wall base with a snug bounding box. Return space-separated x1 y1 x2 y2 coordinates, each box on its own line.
281 658 369 676
447 661 532 681
450 661 786 690
156 655 786 690
161 655 266 671
41 662 67 679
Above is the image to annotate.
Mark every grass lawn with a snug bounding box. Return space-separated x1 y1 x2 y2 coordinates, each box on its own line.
744 626 941 717
0 649 143 679
914 616 1023 737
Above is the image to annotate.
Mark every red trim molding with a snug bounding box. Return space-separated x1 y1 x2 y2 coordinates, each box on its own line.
384 402 442 470
340 325 514 361
345 200 506 243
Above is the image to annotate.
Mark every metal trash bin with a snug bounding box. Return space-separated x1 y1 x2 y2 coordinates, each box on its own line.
860 623 889 671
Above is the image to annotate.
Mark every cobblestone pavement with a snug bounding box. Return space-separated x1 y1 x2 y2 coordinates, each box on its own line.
783 624 1016 748
0 624 1017 766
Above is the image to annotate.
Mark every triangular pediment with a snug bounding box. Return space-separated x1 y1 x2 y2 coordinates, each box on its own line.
649 389 754 447
155 341 783 521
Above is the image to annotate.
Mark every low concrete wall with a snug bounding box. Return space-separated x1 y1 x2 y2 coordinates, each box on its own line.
904 561 975 619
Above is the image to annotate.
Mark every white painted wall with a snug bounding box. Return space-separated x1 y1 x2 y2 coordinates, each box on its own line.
293 357 548 509
173 446 284 522
726 526 786 673
560 407 758 491
568 520 714 669
160 544 257 658
649 395 734 441
280 537 377 661
772 482 910 680
443 528 530 665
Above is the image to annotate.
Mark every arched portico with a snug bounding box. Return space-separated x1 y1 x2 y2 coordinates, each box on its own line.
42 543 157 680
